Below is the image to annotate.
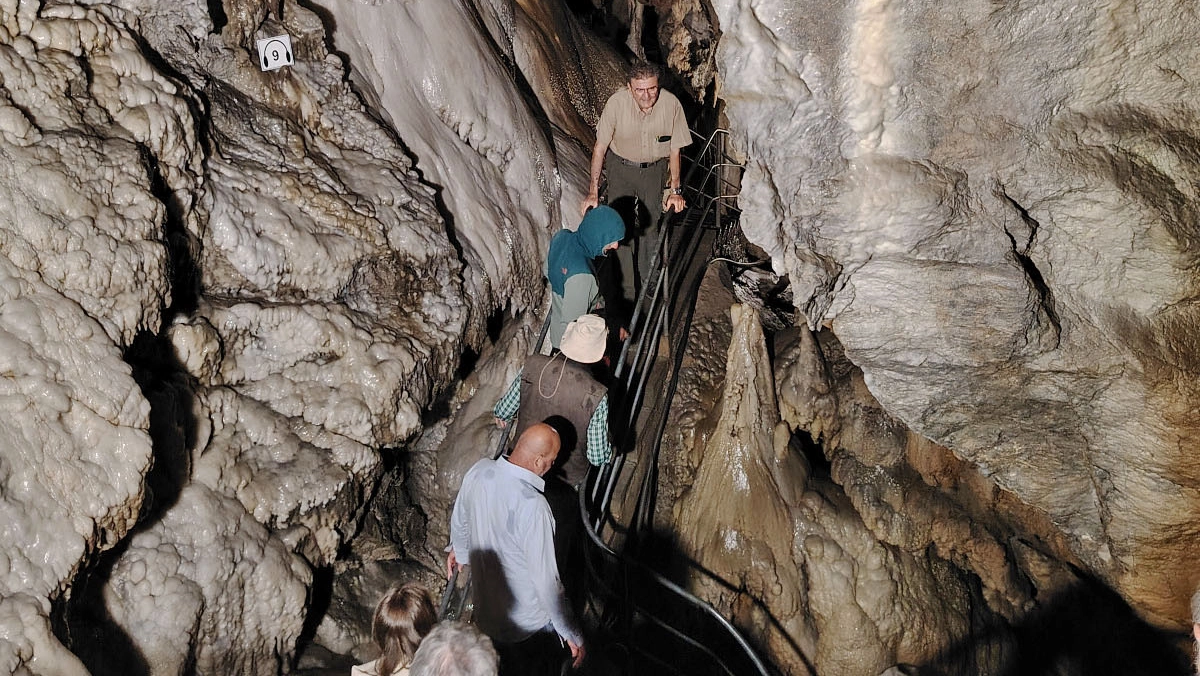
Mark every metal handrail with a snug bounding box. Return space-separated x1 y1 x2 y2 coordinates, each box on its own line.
598 127 745 534
684 128 744 194
579 476 772 676
572 127 771 674
438 311 552 621
602 159 740 495
442 125 768 674
613 128 736 381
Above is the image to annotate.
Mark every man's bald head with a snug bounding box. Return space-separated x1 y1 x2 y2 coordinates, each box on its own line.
509 423 561 477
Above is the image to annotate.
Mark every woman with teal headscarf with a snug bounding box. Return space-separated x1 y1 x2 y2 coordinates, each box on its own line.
545 206 625 349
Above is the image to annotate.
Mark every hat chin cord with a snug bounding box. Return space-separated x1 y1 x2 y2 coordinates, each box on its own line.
538 352 568 398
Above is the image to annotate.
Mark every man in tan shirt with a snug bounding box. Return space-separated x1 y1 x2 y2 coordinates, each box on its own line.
582 61 691 303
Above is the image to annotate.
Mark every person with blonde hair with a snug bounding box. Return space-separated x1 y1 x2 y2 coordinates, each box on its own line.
352 582 438 676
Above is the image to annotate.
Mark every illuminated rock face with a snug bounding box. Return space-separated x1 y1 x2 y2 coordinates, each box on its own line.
714 0 1200 631
1 0 1199 674
0 0 555 672
676 305 976 676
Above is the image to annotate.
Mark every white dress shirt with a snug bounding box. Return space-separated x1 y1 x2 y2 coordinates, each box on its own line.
449 457 583 646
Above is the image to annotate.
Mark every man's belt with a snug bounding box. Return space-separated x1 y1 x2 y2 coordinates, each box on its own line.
612 154 665 169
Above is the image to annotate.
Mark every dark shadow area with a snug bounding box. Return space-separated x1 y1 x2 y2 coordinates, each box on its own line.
451 305 507 385
563 0 626 44
292 565 337 671
790 428 830 479
542 413 582 477
56 329 201 674
354 452 427 562
53 32 212 671
578 520 787 676
928 571 1191 676
640 6 662 65
594 242 633 326
206 0 227 34
542 478 586 613
123 330 198 521
464 549 515 634
138 136 202 319
53 536 156 676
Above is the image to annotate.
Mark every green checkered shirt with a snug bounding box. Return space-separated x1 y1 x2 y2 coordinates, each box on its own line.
494 369 613 466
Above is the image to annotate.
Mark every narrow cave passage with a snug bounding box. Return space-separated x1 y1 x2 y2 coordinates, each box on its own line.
20 1 1200 676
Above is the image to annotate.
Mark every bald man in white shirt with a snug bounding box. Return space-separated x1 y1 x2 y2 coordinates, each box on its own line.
446 424 584 674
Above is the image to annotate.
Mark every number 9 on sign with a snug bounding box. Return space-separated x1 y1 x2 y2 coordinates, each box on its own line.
256 34 294 72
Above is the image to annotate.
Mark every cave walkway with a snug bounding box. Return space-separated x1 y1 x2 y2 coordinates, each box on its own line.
438 127 770 675
576 129 776 676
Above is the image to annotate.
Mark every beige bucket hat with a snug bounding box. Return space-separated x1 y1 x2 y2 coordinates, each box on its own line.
560 314 608 364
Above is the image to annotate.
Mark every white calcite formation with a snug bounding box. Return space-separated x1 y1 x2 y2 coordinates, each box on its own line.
0 0 184 671
307 0 558 322
102 484 312 675
0 0 576 672
714 0 1200 630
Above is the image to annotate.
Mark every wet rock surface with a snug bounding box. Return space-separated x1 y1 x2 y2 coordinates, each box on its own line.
714 0 1200 634
0 0 1198 674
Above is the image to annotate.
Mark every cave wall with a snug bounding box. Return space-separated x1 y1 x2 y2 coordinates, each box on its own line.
0 0 575 672
714 0 1200 628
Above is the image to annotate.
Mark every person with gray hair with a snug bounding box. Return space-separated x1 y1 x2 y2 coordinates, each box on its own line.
408 621 498 676
1192 587 1200 674
582 59 692 304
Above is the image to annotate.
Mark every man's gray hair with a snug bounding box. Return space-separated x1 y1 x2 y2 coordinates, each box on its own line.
409 621 499 676
627 60 661 82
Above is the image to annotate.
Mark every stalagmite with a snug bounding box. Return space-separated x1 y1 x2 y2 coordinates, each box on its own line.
676 305 980 675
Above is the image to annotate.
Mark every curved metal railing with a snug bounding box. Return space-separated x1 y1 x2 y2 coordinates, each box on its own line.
439 126 773 675
577 128 776 676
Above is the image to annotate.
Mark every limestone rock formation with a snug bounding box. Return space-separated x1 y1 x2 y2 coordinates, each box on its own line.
0 0 571 672
675 303 979 676
0 0 181 670
715 0 1200 629
2 0 1199 673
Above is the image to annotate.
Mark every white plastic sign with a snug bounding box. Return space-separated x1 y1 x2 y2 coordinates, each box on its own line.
256 34 294 72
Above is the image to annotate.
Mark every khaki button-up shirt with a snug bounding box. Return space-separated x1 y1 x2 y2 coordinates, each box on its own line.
596 88 691 164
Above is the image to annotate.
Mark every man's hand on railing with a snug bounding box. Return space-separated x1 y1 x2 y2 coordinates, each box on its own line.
568 640 585 668
445 549 462 580
664 192 686 213
580 192 599 215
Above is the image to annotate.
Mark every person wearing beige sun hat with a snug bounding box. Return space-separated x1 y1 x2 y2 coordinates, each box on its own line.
493 314 614 488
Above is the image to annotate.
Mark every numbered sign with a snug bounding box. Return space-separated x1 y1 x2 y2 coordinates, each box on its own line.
256 34 294 72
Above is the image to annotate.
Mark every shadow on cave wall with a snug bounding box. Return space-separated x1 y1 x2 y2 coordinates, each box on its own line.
52 329 201 676
590 526 809 676
55 536 157 676
926 571 1192 676
619 523 1191 676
